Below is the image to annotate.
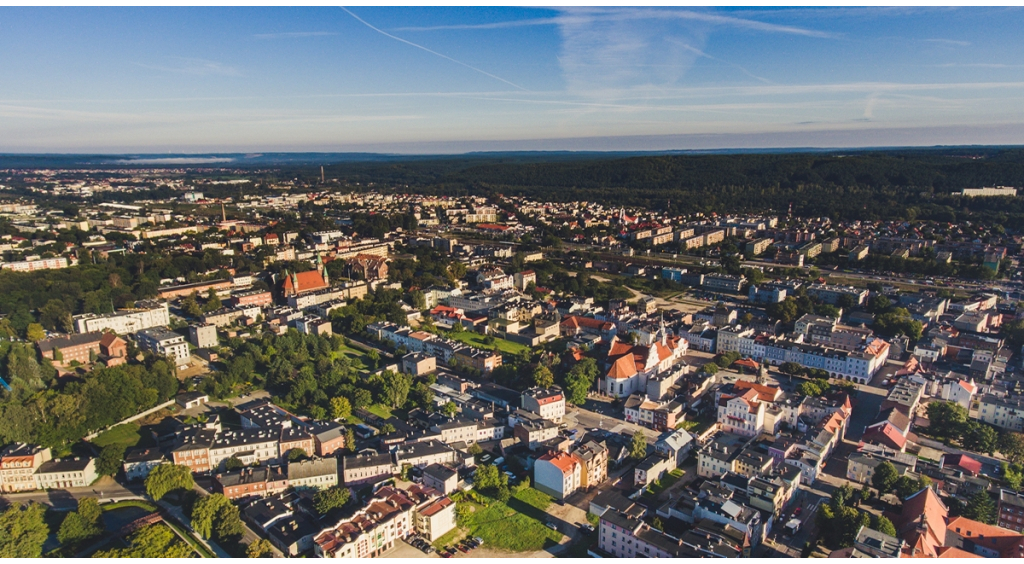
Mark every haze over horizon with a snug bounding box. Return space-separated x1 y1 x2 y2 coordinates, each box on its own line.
3 6 1024 153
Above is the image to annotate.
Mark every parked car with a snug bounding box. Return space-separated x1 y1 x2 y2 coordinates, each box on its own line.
546 522 558 531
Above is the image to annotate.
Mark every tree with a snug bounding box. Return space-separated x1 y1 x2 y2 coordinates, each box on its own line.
246 538 275 558
287 448 308 462
331 396 352 420
441 401 459 417
871 461 899 495
145 463 195 501
962 422 998 454
702 362 719 375
871 515 897 537
999 432 1024 466
473 464 508 494
378 370 411 408
0 503 48 558
190 493 243 541
380 423 396 434
58 498 103 547
181 292 203 318
313 485 351 515
564 364 594 406
1003 462 1024 492
926 401 968 439
25 323 45 342
96 443 126 476
779 362 804 376
344 427 356 452
894 476 922 500
531 364 554 388
224 456 245 471
202 288 222 313
95 523 192 558
963 491 997 524
366 349 380 369
40 299 73 333
630 430 648 460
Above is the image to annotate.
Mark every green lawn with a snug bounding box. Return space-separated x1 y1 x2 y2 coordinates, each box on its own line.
644 468 684 498
334 343 370 370
454 488 564 553
363 404 393 420
447 330 531 355
92 423 142 449
101 500 158 512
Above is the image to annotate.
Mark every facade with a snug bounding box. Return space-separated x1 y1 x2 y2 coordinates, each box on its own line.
978 394 1024 432
534 451 582 500
122 448 166 482
1 257 70 272
313 485 434 558
74 301 170 334
422 464 459 495
341 452 396 486
34 457 98 489
37 332 103 368
136 327 191 367
189 323 218 349
215 466 289 500
521 386 566 422
0 443 51 492
414 496 456 542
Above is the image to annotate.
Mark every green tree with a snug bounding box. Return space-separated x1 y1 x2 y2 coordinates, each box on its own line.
999 432 1024 465
963 490 997 524
40 299 74 333
531 364 554 388
962 422 998 454
779 362 804 376
871 461 899 495
313 485 351 515
96 443 126 476
366 349 380 369
926 401 968 439
58 498 103 547
224 456 245 471
331 396 352 420
871 515 897 537
1002 463 1023 491
202 288 222 313
378 370 411 408
181 292 203 318
894 475 922 500
441 401 459 417
630 430 648 460
246 538 275 558
145 464 194 501
380 423 396 434
0 503 48 558
702 362 719 375
95 523 192 558
25 323 45 342
190 493 243 541
344 427 356 452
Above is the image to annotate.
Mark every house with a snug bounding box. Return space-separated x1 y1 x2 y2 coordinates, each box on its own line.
309 421 347 457
520 386 566 422
348 253 389 281
99 331 128 366
122 448 166 482
422 464 458 495
136 327 191 367
402 352 436 376
655 429 694 467
634 454 674 488
188 323 218 349
0 443 51 492
34 457 98 489
534 451 582 500
37 332 103 368
940 453 982 477
214 466 289 500
414 496 456 542
572 440 609 492
287 457 338 490
267 513 320 557
341 451 395 486
176 391 209 410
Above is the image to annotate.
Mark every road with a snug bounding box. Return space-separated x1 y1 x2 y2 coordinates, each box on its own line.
0 476 142 509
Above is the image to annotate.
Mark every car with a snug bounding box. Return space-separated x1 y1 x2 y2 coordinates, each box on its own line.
794 507 802 516
457 545 469 553
441 551 453 558
546 522 558 531
474 537 484 545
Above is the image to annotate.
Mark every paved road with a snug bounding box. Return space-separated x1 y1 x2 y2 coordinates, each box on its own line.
0 476 142 509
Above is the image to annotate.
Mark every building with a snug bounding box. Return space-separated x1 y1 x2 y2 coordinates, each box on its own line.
313 485 435 558
414 496 456 542
0 443 51 492
999 489 1024 533
599 510 695 558
288 457 339 490
309 421 347 457
231 290 274 308
635 454 674 488
189 323 218 349
962 186 1018 197
37 332 103 368
422 464 459 495
806 284 868 306
521 386 566 422
348 254 389 281
214 466 289 500
34 457 98 489
978 394 1024 432
534 451 582 500
73 301 170 334
295 315 332 337
341 452 395 486
136 327 191 367
572 440 609 491
99 332 128 366
281 260 330 298
209 429 281 470
401 352 436 376
122 448 165 482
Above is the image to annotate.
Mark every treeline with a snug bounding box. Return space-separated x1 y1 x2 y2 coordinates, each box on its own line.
0 356 179 449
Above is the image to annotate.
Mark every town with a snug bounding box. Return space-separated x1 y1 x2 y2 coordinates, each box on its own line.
1 164 1024 560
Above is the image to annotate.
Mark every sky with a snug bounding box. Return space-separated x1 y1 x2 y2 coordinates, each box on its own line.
2 6 1024 153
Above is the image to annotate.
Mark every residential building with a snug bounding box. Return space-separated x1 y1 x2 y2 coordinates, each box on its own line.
73 300 170 334
189 323 218 349
122 448 165 482
341 452 395 486
422 464 459 495
288 457 339 490
37 332 103 368
0 443 51 492
34 457 98 489
999 489 1024 533
136 327 191 367
414 496 456 542
534 451 582 500
978 394 1024 432
521 386 566 422
214 466 289 500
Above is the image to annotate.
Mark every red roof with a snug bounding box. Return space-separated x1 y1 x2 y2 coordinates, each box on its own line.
945 516 1024 558
283 270 328 295
538 451 580 474
942 453 982 476
863 422 907 451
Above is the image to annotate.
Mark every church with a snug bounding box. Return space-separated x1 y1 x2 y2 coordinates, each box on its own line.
282 254 331 298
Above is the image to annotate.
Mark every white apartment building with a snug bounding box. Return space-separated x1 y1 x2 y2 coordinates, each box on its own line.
136 327 191 367
521 386 566 422
978 394 1024 432
74 301 170 334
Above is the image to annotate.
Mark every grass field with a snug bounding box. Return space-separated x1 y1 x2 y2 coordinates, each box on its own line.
644 468 684 498
452 488 564 553
334 343 370 370
101 500 158 512
448 330 531 355
363 404 393 420
92 423 142 449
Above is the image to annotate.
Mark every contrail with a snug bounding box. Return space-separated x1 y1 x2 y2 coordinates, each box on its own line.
670 39 772 84
340 7 528 91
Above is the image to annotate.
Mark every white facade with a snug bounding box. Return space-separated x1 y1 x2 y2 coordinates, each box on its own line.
74 302 170 334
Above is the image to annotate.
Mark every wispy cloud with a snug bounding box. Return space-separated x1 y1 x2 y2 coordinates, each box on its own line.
134 57 241 77
394 8 835 39
253 31 337 39
924 38 972 46
665 38 771 84
340 7 527 91
932 63 1022 68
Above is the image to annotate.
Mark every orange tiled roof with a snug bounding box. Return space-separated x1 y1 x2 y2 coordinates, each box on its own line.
946 516 1024 558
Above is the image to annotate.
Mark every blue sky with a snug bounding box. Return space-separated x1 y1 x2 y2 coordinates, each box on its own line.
2 7 1024 152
